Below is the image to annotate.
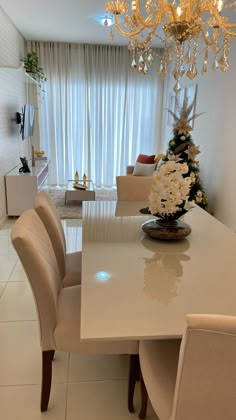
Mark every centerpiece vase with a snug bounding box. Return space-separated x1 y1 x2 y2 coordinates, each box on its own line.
142 218 191 240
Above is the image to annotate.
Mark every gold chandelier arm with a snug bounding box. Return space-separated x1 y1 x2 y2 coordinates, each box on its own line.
223 23 236 29
201 28 220 46
130 31 155 49
114 14 147 38
133 1 176 28
197 3 236 39
158 0 176 21
114 17 157 46
132 11 162 29
223 28 236 37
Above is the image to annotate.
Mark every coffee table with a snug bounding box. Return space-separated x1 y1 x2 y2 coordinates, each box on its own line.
65 181 95 204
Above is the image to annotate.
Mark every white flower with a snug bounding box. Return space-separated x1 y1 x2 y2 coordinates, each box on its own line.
149 161 191 218
180 135 186 140
167 153 176 161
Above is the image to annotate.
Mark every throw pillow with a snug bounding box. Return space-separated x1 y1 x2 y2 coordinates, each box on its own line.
133 162 156 176
137 154 156 164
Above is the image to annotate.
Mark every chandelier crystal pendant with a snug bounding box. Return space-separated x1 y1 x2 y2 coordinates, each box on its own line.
105 0 236 91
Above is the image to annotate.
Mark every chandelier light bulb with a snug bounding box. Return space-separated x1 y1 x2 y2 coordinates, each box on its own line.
217 0 224 12
176 6 182 17
132 0 137 11
105 0 236 90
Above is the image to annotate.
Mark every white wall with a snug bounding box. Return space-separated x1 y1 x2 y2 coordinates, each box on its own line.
0 7 29 224
162 45 236 230
194 46 236 230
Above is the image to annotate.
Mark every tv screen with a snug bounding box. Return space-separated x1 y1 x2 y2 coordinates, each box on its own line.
22 104 35 140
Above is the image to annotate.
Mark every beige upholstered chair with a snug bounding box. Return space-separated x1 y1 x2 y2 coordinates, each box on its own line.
139 314 236 420
34 191 81 287
11 209 139 413
116 176 152 201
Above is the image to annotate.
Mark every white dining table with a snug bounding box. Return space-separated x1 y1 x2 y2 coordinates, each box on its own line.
80 201 236 342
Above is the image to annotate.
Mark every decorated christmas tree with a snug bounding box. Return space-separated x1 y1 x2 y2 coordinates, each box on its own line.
161 96 208 209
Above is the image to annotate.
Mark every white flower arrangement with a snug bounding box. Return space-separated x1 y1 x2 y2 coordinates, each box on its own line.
148 161 192 219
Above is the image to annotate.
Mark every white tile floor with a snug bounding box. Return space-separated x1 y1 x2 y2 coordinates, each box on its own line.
0 218 158 420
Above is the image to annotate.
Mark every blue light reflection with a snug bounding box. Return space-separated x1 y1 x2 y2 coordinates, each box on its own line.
96 14 114 27
95 271 111 282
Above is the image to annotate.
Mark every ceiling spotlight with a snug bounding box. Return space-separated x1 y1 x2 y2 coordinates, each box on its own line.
97 14 114 27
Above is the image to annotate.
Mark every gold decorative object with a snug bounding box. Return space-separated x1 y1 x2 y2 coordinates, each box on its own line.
74 170 79 184
105 0 128 14
105 0 236 89
34 150 45 157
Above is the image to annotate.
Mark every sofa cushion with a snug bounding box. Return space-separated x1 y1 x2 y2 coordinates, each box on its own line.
137 154 156 164
133 162 156 176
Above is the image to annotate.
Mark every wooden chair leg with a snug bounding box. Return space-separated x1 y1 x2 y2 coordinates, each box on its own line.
41 350 54 412
139 370 148 419
128 354 140 413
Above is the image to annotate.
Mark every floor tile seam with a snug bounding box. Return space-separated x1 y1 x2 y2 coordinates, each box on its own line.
64 353 70 420
0 319 38 323
4 280 26 283
0 282 7 299
7 260 18 282
0 382 68 388
0 379 127 388
66 353 71 383
0 383 40 388
0 253 17 256
67 378 128 384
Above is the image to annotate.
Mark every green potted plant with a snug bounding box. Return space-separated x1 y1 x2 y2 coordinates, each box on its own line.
22 51 47 84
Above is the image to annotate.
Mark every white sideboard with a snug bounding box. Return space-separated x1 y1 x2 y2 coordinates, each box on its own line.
5 160 49 216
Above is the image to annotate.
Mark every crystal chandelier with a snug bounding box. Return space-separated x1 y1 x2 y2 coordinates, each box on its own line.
105 0 236 92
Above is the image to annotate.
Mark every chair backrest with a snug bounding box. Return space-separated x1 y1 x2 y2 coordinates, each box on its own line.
116 176 152 201
171 314 236 420
11 209 62 350
34 191 66 279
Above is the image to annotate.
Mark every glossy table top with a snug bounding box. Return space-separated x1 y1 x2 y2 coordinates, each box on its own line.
81 201 236 341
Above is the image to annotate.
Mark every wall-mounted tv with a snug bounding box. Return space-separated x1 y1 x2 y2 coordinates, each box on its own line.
22 104 35 140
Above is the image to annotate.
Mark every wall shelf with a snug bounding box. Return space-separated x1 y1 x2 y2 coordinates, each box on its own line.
25 71 38 84
0 65 38 84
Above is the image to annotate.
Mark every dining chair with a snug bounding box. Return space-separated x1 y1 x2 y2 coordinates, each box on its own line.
11 209 139 413
139 314 236 420
116 176 152 201
34 190 81 287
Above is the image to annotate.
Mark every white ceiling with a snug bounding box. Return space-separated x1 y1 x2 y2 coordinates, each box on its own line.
1 0 132 46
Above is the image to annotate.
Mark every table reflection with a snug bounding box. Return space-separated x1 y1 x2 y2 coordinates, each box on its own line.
141 236 190 304
83 201 151 242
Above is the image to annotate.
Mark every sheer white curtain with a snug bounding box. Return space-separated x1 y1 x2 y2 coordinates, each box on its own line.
27 41 164 186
